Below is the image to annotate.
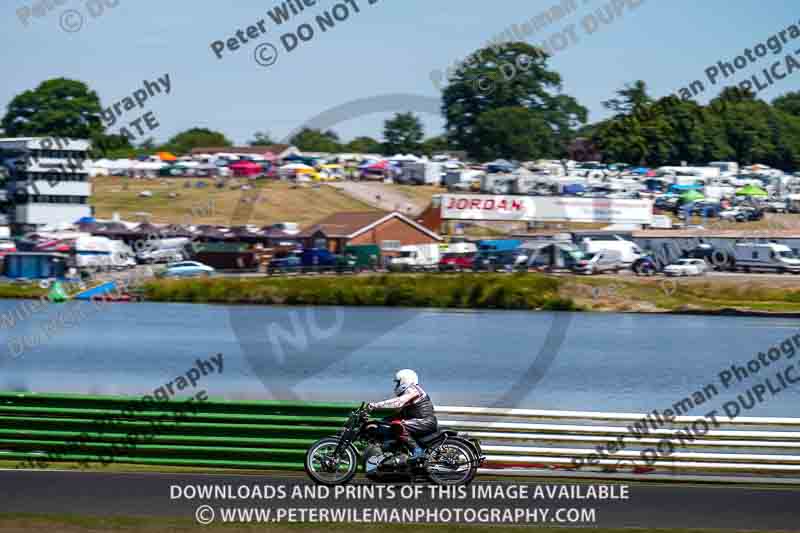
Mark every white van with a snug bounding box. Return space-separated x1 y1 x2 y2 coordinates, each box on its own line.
109 240 137 270
572 249 623 275
390 244 441 271
732 242 800 273
581 236 643 265
136 237 191 264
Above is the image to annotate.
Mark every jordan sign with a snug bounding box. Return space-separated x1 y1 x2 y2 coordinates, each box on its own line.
441 194 654 224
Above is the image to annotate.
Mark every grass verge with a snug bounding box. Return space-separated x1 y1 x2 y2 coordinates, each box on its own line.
0 283 47 299
0 515 783 533
142 273 578 311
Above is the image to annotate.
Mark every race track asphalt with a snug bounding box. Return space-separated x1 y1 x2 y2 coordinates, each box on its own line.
0 469 798 530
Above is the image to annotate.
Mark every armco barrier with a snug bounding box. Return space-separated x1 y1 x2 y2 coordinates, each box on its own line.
1 393 800 484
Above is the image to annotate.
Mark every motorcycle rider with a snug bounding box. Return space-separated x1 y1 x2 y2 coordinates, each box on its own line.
368 369 437 463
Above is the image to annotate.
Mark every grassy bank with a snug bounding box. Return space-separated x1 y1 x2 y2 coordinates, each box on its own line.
3 273 800 315
0 515 781 533
143 274 577 311
141 273 800 315
92 177 377 226
562 275 800 314
0 283 47 299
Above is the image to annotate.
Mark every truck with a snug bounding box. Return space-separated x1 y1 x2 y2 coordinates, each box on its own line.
343 244 381 271
403 162 443 185
389 243 441 272
300 248 357 273
731 242 800 273
477 239 521 254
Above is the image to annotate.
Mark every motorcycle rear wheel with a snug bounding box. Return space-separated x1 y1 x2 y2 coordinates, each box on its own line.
305 437 359 486
426 438 477 486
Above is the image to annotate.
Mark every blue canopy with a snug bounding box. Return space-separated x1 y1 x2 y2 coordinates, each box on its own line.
487 163 514 173
668 184 703 193
76 216 96 224
283 154 317 165
644 179 666 191
563 184 585 195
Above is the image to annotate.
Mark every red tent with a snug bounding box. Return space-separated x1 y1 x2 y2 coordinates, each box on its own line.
367 160 388 171
229 160 262 177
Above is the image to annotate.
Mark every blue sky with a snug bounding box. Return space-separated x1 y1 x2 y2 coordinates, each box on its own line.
1 0 798 145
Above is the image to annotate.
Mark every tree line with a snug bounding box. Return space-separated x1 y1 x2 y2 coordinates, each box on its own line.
2 42 799 168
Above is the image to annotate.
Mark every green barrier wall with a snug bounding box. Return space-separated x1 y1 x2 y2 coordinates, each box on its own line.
0 392 360 471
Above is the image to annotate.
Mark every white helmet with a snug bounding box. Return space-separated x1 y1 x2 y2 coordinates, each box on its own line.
393 369 418 396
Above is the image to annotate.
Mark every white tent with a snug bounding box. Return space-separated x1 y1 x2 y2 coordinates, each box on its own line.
131 160 166 178
281 163 314 171
390 154 420 162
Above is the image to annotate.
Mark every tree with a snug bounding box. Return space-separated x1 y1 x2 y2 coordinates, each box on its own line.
288 128 341 152
138 137 157 150
163 128 232 154
1 78 103 139
383 112 424 154
709 91 775 165
441 42 587 158
90 133 134 159
474 107 553 161
773 91 800 117
248 131 275 146
602 80 652 116
421 135 450 156
344 136 382 154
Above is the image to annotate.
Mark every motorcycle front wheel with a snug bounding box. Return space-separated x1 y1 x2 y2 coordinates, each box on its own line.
304 437 359 486
426 438 477 486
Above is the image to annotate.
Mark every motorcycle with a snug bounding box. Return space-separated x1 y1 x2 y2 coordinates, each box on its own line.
304 402 484 486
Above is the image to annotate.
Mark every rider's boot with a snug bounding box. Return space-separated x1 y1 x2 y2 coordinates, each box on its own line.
406 437 425 465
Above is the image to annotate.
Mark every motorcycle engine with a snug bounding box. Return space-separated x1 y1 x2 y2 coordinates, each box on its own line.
364 443 409 478
378 453 408 472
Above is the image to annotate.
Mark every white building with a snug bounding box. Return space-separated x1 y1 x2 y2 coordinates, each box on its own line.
0 137 92 233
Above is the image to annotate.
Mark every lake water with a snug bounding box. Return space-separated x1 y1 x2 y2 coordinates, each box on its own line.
0 300 798 416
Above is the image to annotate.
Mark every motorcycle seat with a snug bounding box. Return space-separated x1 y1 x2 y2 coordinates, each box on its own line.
418 430 457 447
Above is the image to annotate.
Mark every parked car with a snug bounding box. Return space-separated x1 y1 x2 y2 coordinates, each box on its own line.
267 251 302 274
0 240 17 257
764 201 788 214
572 250 623 275
663 258 707 277
632 256 658 276
439 252 476 272
474 250 529 272
162 261 215 278
654 196 679 213
732 206 764 222
300 248 358 273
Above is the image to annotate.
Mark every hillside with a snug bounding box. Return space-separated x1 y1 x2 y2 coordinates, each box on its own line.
90 177 378 226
